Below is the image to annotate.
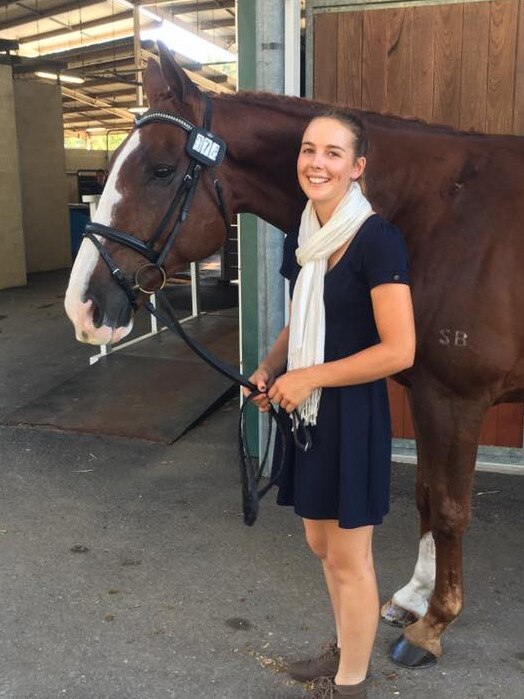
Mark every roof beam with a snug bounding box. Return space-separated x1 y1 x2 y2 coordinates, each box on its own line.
17 10 135 46
61 85 134 121
0 0 104 31
67 57 138 75
63 92 135 108
63 103 133 114
140 1 235 12
80 75 141 88
38 37 199 74
0 0 29 7
199 18 235 30
65 121 130 131
38 37 154 64
64 113 129 124
63 115 129 125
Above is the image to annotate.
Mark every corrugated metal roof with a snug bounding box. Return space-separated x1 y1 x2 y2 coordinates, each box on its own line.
0 0 237 133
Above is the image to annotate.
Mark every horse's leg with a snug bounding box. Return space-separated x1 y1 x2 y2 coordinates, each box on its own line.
382 409 433 628
382 386 434 628
385 384 488 667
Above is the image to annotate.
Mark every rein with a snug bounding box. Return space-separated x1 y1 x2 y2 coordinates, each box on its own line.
83 94 311 526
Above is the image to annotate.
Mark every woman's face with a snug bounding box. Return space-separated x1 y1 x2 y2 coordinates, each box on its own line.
297 117 366 218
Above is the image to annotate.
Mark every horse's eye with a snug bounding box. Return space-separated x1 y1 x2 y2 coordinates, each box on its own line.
153 165 174 179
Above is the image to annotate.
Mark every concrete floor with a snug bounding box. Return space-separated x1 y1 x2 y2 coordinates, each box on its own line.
0 272 523 699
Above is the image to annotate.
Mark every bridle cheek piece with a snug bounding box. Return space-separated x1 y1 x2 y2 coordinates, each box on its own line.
82 93 311 526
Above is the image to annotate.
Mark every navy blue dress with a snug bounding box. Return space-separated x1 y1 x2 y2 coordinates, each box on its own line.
273 214 410 529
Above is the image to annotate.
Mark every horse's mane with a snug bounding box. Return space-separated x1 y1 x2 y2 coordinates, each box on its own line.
217 90 521 141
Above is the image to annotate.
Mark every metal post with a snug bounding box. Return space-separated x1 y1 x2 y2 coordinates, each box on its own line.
284 0 301 326
237 2 259 453
133 2 144 109
285 0 302 97
255 1 286 465
190 261 201 317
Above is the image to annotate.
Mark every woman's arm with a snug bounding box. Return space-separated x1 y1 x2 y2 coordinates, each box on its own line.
258 324 290 379
268 284 415 412
311 283 415 387
242 324 290 412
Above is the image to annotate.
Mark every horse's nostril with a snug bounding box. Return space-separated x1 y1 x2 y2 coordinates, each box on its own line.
85 294 103 328
84 287 132 331
116 303 133 329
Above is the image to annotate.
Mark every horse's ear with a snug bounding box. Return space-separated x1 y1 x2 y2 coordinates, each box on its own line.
157 41 201 106
143 57 171 105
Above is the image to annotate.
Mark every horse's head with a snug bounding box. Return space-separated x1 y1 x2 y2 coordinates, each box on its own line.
65 43 230 345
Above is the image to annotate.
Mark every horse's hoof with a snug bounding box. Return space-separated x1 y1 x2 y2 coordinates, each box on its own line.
390 634 438 669
381 599 418 628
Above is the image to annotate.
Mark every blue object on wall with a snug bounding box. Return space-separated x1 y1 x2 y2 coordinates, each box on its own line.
68 204 90 260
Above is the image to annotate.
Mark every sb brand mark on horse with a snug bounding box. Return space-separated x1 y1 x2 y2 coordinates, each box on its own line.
439 329 469 347
64 42 524 670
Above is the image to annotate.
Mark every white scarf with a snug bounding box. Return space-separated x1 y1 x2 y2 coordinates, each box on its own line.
288 182 373 426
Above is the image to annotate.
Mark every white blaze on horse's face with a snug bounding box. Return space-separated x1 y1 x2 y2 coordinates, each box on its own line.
64 131 141 345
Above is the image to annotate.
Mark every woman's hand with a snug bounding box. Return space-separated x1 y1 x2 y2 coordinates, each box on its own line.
268 368 316 414
242 366 273 412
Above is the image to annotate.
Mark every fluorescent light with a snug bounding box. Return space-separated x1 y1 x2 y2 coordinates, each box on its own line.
128 106 148 115
60 74 85 85
86 127 107 133
115 0 236 66
143 24 236 65
35 71 85 85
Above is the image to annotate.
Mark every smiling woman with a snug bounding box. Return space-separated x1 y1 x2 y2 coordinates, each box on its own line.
245 112 415 698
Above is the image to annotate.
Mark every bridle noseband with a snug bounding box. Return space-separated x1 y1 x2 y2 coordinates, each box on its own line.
84 93 231 307
82 93 311 526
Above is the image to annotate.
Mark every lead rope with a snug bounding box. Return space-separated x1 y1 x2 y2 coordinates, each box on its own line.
143 291 311 525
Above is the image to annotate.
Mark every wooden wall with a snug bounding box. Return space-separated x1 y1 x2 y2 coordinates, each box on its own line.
313 0 524 447
315 0 524 133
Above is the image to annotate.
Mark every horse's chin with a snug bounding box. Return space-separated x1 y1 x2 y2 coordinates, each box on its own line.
76 320 134 346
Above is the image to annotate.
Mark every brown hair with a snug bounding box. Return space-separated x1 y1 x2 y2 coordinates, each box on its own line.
318 110 368 157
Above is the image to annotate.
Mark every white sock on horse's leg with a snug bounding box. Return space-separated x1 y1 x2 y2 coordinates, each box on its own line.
392 532 436 618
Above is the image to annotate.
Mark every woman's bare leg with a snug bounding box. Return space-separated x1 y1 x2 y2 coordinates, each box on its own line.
303 519 378 685
325 522 378 685
322 562 342 646
302 518 342 645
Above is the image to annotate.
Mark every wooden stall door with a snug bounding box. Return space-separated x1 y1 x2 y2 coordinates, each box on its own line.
314 0 524 447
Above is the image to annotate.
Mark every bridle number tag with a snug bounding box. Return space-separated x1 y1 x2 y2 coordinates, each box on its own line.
186 128 226 166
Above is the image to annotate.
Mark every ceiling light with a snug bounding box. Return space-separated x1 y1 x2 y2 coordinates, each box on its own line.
35 71 85 85
128 106 148 115
86 127 107 133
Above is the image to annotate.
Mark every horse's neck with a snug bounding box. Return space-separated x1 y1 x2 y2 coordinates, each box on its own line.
215 94 313 232
214 94 426 233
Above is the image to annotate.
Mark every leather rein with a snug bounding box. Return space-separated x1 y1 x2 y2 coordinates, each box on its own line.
83 94 311 526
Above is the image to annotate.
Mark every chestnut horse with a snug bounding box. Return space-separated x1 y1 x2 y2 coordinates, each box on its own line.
65 44 524 668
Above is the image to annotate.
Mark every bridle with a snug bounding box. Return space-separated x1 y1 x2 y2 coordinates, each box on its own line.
84 93 230 308
82 93 311 526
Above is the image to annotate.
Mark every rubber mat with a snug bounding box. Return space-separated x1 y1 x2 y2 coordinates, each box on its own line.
6 314 238 443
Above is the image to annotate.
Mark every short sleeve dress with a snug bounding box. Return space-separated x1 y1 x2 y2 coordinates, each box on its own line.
273 214 410 529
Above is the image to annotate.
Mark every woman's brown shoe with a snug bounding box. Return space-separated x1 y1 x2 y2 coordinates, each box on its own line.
307 676 369 698
287 641 340 682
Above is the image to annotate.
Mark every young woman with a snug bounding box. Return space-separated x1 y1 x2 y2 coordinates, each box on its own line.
245 112 415 698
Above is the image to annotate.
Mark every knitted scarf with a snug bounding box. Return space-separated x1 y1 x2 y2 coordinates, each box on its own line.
288 182 373 426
